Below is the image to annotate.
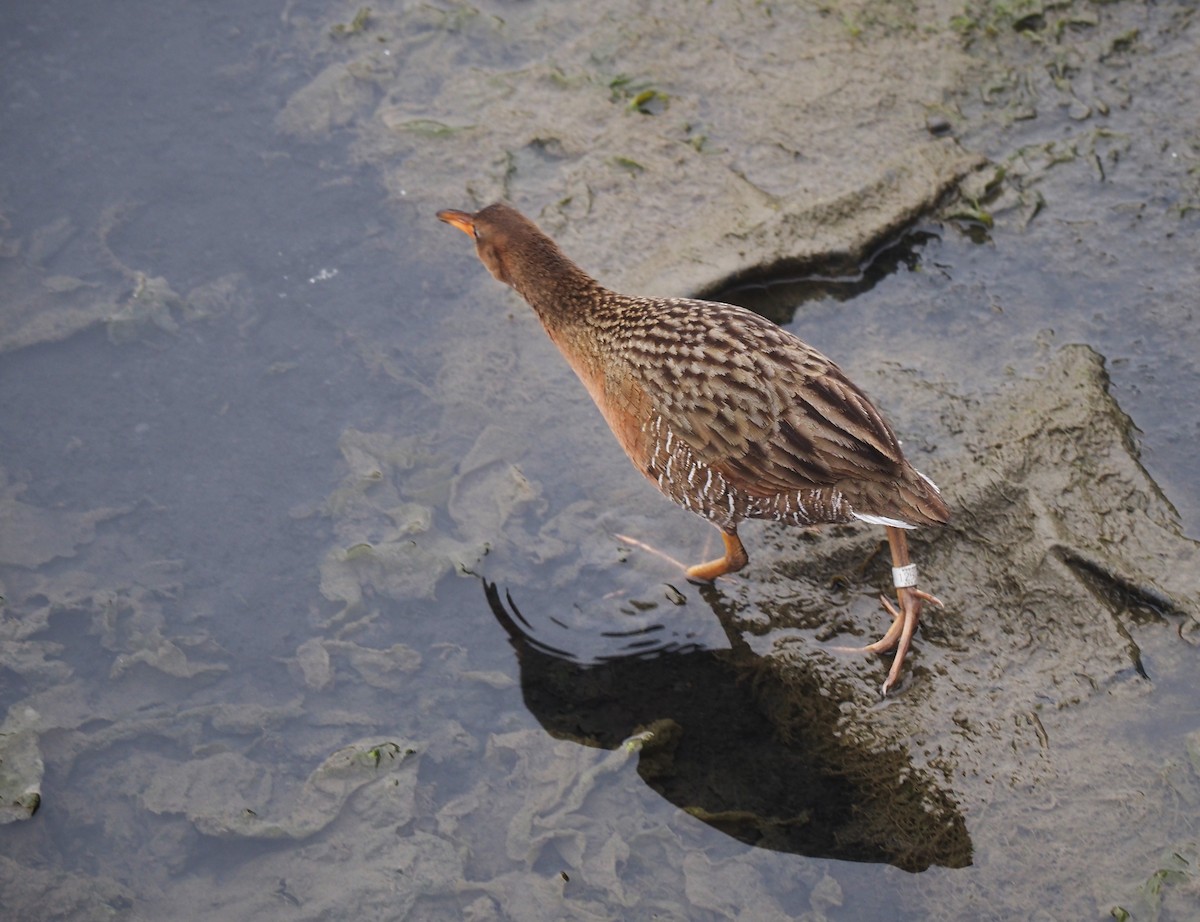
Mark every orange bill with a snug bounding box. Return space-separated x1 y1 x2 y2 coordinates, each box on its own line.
436 209 475 236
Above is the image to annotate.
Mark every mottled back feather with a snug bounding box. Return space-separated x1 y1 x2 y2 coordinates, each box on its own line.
599 295 905 495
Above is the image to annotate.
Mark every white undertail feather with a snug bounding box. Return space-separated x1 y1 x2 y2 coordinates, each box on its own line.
852 511 916 529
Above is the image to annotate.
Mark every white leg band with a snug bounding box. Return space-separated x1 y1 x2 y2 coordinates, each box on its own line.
892 564 919 589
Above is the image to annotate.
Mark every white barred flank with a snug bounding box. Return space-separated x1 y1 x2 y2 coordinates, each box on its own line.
643 413 868 531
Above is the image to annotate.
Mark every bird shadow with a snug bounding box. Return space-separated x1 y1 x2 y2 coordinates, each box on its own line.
481 577 972 873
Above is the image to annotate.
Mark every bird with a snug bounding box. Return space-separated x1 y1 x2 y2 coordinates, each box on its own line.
437 202 949 693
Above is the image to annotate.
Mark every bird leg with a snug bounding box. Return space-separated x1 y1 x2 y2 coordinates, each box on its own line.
862 525 943 694
685 527 749 583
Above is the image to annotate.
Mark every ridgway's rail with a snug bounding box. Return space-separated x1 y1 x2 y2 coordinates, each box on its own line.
438 202 949 693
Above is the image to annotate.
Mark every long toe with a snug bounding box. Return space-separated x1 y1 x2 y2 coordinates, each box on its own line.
613 533 689 572
878 588 929 695
861 595 905 654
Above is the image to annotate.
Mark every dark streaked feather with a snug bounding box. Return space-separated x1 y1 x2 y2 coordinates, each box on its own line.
609 297 905 493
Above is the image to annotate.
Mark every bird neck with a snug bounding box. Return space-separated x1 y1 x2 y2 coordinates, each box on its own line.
507 248 607 337
506 253 634 394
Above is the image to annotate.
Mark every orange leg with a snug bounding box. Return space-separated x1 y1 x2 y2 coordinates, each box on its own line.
685 527 749 583
863 525 943 694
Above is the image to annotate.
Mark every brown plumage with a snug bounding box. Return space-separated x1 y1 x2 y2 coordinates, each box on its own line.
438 202 949 693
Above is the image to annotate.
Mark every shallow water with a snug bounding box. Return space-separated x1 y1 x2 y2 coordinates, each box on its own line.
1 1 1199 921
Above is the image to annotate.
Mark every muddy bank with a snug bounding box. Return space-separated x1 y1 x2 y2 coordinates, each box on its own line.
278 1 988 285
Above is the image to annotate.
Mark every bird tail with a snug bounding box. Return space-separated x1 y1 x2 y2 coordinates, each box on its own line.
898 466 951 526
851 465 950 528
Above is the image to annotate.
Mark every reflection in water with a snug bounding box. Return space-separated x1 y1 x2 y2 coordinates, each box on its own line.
483 579 972 873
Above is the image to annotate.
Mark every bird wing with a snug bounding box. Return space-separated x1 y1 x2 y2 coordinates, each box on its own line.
618 298 905 497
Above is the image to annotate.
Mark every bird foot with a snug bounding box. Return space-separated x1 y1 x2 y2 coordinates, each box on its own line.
684 557 733 583
684 531 749 583
614 530 747 584
832 587 942 695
